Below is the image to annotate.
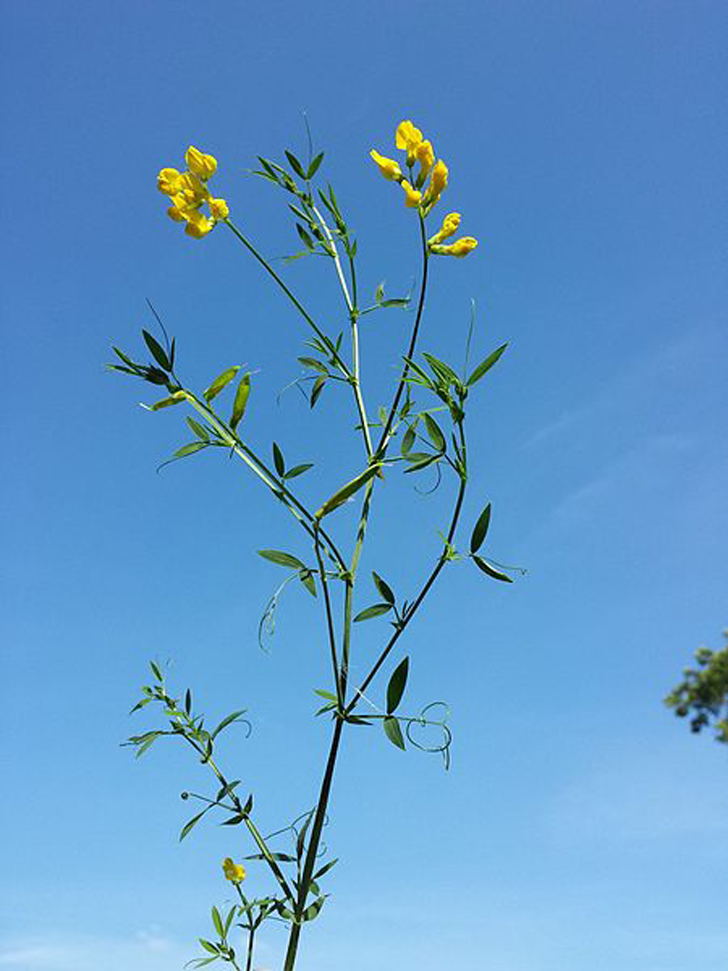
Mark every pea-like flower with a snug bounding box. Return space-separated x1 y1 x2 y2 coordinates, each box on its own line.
157 145 228 240
401 179 422 208
222 857 247 884
209 198 230 220
370 150 402 182
395 120 423 161
424 160 448 209
428 212 461 246
185 145 218 181
431 236 479 258
415 140 435 186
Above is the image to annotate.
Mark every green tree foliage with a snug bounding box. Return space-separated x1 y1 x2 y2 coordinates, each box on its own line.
665 631 728 743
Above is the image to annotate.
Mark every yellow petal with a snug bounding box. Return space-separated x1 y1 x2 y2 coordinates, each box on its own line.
157 167 182 195
209 197 230 220
395 120 423 153
424 159 449 207
415 140 435 182
428 212 461 245
447 236 479 258
185 145 218 181
401 179 422 208
370 149 402 181
184 210 214 238
167 206 187 222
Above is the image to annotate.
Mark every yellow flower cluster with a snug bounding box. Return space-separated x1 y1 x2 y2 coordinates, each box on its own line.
157 146 229 239
222 857 246 884
370 121 477 258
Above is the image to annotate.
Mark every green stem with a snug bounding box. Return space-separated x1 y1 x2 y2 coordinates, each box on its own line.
346 422 467 716
313 522 343 704
375 214 430 455
282 717 344 971
245 926 255 971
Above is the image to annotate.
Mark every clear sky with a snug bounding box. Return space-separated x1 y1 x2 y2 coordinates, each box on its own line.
2 1 727 970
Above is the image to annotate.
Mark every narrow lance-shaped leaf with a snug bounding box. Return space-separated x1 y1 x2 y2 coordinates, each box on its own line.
315 464 381 520
204 365 240 402
472 555 513 583
272 442 286 477
423 413 446 453
148 394 185 411
230 372 250 431
383 716 406 750
466 343 508 387
354 603 392 623
258 549 307 570
142 329 171 371
372 571 395 605
386 656 409 714
306 152 324 180
470 502 492 553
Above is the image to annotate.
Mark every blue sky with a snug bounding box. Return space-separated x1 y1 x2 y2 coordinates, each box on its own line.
2 1 727 969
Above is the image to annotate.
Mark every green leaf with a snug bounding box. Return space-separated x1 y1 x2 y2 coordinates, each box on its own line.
258 549 307 570
204 366 240 402
422 352 459 387
354 603 392 622
401 424 417 455
374 281 385 303
470 503 492 553
230 372 250 430
142 329 171 371
306 152 324 180
466 343 508 387
472 555 513 583
211 709 248 740
315 464 381 519
173 442 208 459
211 905 224 938
311 375 326 408
314 688 338 702
386 656 409 714
187 416 211 441
403 452 441 473
302 896 326 922
299 570 317 598
423 413 446 452
180 810 206 841
296 223 315 251
150 661 163 681
283 463 313 480
380 298 409 308
199 939 219 955
149 394 184 411
383 716 406 750
272 442 286 477
298 356 329 374
313 857 339 880
372 571 395 605
285 150 307 180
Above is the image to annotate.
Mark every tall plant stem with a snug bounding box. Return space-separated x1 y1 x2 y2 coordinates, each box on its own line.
311 203 373 459
347 421 468 715
375 215 430 455
282 716 344 971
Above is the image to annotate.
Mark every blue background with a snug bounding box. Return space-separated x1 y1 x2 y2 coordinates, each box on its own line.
2 1 727 969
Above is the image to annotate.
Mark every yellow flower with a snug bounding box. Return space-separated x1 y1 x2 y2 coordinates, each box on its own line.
157 168 182 196
185 145 218 181
395 120 423 158
184 209 214 239
370 149 402 182
439 236 479 258
222 857 247 884
415 140 435 185
428 212 461 245
209 197 230 220
424 160 448 208
167 206 187 223
401 179 422 208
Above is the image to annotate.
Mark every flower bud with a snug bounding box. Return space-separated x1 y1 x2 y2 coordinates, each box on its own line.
222 857 247 884
437 236 478 258
415 140 435 186
424 160 449 207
